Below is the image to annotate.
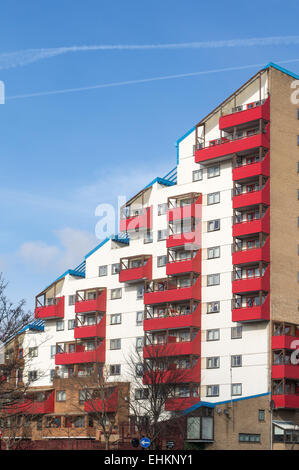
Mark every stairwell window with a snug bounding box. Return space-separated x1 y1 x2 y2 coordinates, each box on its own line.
110 364 121 376
111 288 122 300
110 339 121 350
111 263 120 275
157 255 167 267
207 273 220 286
68 319 75 330
158 203 168 215
207 246 220 259
56 390 66 402
207 301 220 313
208 219 220 232
231 355 242 367
193 169 203 182
50 345 56 358
69 295 76 305
207 164 220 178
136 286 144 300
158 229 168 241
207 385 219 397
231 326 242 339
136 311 144 326
56 320 64 331
232 383 242 396
144 230 153 244
29 347 38 358
111 314 121 325
207 329 220 341
136 337 144 350
207 192 220 205
207 357 220 369
99 265 108 277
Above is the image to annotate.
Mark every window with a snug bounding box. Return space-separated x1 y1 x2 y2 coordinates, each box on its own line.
258 410 265 422
158 203 168 215
136 311 143 326
50 345 56 358
193 169 203 182
79 389 91 404
50 370 55 381
231 355 242 367
297 109 299 120
298 189 299 200
110 364 121 376
231 326 242 339
239 433 260 443
298 135 299 146
74 416 85 428
207 385 219 397
207 192 220 205
207 164 220 178
232 383 242 396
99 265 108 277
28 371 38 382
207 273 220 286
157 255 167 267
207 357 220 369
56 320 64 331
158 229 168 241
111 288 122 300
144 230 153 244
208 219 220 232
111 263 120 275
68 319 75 330
136 363 144 377
135 388 149 400
207 329 220 341
111 314 121 325
69 295 76 306
207 246 220 259
56 390 66 402
207 301 220 313
29 347 38 358
136 337 144 350
136 286 144 300
110 339 121 350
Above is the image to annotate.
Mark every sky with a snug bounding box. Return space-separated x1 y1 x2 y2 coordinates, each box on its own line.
1 0 299 311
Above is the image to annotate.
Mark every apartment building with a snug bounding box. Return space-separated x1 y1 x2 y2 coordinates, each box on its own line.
2 62 299 450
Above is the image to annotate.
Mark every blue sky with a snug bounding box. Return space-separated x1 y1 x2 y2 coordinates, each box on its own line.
1 0 299 311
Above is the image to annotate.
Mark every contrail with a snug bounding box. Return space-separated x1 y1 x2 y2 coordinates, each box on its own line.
1 35 299 70
6 58 299 101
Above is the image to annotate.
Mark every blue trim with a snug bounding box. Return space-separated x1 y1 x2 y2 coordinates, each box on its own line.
264 62 299 80
84 237 110 259
182 392 270 416
112 233 130 244
6 319 45 343
144 176 176 189
176 126 196 165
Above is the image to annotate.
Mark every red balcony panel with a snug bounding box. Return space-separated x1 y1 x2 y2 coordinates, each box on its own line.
144 277 201 305
84 388 118 413
219 98 270 130
120 206 152 232
232 209 270 237
272 335 299 350
233 152 270 181
143 361 201 385
119 257 152 283
35 296 65 320
4 391 55 415
232 266 270 294
272 365 299 380
166 251 201 276
143 331 201 358
272 394 299 409
165 396 200 411
167 230 201 248
195 133 269 164
55 342 105 365
144 304 201 332
75 291 106 314
74 316 106 340
232 238 270 265
232 295 270 322
167 196 202 222
233 180 270 209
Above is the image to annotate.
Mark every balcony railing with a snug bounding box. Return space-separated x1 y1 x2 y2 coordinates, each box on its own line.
120 206 152 232
74 315 106 339
233 151 270 181
272 364 299 380
4 391 55 415
144 302 201 331
272 323 299 349
232 293 270 322
232 237 270 265
143 330 201 358
219 98 269 130
167 193 202 222
84 387 118 413
272 394 299 409
144 275 201 305
55 342 105 365
75 289 106 314
119 255 152 283
232 265 270 294
233 179 270 209
143 360 201 385
164 396 200 411
232 207 270 237
35 296 65 320
166 249 201 276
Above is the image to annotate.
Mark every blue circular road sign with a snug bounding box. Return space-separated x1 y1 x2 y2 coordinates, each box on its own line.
140 437 151 448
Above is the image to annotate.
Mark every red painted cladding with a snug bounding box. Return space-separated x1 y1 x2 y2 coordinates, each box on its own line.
233 180 270 209
232 295 270 322
74 316 106 339
232 209 270 237
143 331 201 358
219 98 270 130
144 304 201 332
119 257 152 283
164 396 200 411
232 266 270 294
55 342 105 365
35 296 65 320
232 238 270 265
167 196 202 222
166 230 201 248
166 251 201 276
75 290 106 314
144 277 201 305
272 335 299 350
84 388 118 413
120 206 152 232
272 394 299 409
272 365 299 380
233 152 270 181
5 391 55 415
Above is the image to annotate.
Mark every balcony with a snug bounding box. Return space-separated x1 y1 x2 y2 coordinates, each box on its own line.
232 265 270 294
233 151 270 181
55 342 105 365
167 194 202 222
272 394 299 409
272 336 299 350
74 316 106 340
75 289 106 314
165 396 200 411
120 206 152 232
144 303 201 331
143 330 201 358
195 132 270 164
232 208 270 237
143 361 201 385
272 365 299 380
232 238 270 265
219 98 270 130
4 391 55 415
232 294 270 322
166 250 201 276
233 179 270 209
166 230 201 248
84 388 118 413
119 255 152 283
35 296 65 320
144 275 201 305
